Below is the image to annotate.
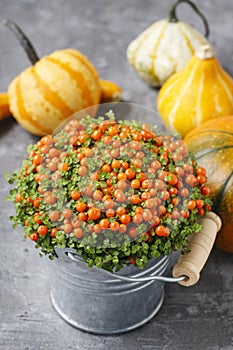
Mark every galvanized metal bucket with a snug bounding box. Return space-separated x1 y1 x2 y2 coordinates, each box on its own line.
45 212 221 335
46 249 184 334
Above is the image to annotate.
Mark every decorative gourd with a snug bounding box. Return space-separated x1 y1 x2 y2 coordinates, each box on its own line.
0 79 122 128
99 79 122 102
4 20 122 135
184 116 233 252
157 45 233 137
0 93 10 120
127 0 210 87
8 48 101 136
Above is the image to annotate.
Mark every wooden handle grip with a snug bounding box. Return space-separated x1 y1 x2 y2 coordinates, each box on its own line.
172 212 222 287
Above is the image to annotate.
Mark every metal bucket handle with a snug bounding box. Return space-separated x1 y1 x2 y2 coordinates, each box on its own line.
67 212 221 287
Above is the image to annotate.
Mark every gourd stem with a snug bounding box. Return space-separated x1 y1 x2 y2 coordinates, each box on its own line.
168 0 209 38
3 19 40 65
195 44 215 60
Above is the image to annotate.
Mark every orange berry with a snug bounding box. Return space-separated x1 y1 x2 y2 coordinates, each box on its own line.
75 202 87 212
50 228 58 238
70 190 81 201
110 221 120 231
131 179 141 189
37 225 48 236
88 207 101 220
128 227 137 238
101 164 112 173
74 228 84 238
99 219 110 229
120 214 131 225
125 168 136 180
15 193 22 203
30 233 39 241
62 208 73 219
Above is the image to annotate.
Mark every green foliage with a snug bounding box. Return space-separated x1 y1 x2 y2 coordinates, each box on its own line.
6 112 211 272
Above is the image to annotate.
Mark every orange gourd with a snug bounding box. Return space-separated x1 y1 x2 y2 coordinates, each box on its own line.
185 116 233 252
99 80 122 102
157 45 233 137
0 93 10 120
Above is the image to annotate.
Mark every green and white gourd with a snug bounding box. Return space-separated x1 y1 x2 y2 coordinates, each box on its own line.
127 0 210 87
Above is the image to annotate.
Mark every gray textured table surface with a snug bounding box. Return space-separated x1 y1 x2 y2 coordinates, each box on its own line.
1 1 233 349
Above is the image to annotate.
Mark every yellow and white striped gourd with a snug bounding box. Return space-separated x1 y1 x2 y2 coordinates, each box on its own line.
127 0 210 87
157 45 233 137
8 49 101 136
4 20 122 136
